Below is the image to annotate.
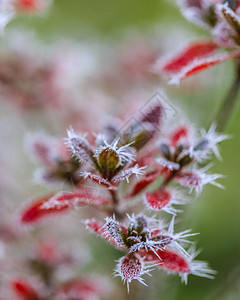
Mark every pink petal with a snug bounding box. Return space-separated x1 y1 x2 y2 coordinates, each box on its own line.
145 189 171 211
156 40 219 74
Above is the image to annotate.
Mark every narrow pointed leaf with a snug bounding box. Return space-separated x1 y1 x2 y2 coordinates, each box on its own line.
156 40 219 74
169 49 240 84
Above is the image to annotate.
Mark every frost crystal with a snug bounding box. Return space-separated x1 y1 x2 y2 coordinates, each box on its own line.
66 127 93 163
94 137 135 166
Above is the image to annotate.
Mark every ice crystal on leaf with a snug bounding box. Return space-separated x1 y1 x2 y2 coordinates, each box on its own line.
114 254 154 292
94 136 136 166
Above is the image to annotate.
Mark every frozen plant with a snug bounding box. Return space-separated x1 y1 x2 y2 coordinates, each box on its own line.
19 101 226 290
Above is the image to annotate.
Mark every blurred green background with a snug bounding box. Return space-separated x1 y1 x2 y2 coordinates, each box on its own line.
7 1 240 299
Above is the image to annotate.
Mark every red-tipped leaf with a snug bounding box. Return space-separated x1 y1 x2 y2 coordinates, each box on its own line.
20 191 110 224
156 40 219 74
140 249 191 274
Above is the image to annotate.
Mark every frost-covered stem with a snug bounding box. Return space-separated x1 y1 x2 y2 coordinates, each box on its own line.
215 59 240 131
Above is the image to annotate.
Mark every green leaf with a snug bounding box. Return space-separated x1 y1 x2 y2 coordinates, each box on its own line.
98 147 119 179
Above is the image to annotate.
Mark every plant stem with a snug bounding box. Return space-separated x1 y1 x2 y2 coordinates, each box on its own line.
109 189 125 220
215 60 240 132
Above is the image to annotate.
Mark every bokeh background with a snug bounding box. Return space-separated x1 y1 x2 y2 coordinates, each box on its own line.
1 1 240 299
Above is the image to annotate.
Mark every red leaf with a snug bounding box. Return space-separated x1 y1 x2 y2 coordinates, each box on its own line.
20 191 110 224
11 278 40 300
83 172 112 188
169 49 240 84
118 254 143 281
42 190 110 209
156 40 219 74
140 249 191 274
145 189 171 211
127 170 160 197
20 194 66 224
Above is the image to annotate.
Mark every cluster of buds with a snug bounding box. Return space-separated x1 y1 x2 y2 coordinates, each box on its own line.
19 100 226 290
86 214 215 291
156 0 240 83
8 238 109 300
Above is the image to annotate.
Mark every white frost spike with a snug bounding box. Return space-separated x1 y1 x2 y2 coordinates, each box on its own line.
163 189 189 215
165 217 199 256
114 254 154 292
176 164 225 195
103 216 125 246
112 165 146 183
65 127 93 163
40 192 80 210
180 246 217 284
94 136 136 166
195 166 225 194
200 123 229 160
156 157 180 171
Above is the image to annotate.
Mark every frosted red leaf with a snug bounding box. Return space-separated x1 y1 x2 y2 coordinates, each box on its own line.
145 189 172 211
20 191 110 224
127 170 161 197
41 190 110 209
82 172 112 188
140 249 191 274
119 255 143 281
156 40 219 74
20 194 67 224
11 278 40 300
170 49 240 84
